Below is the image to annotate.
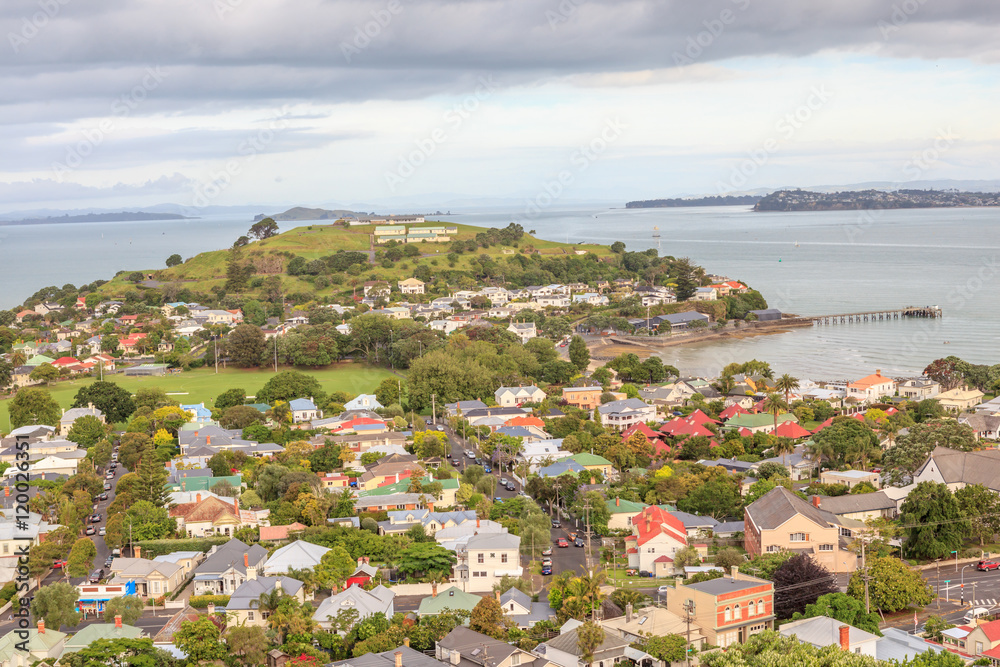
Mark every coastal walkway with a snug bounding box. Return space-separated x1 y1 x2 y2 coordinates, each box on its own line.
811 306 942 325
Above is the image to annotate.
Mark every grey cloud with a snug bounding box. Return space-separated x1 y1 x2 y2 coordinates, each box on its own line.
0 174 195 205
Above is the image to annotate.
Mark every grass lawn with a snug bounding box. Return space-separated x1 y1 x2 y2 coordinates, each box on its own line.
604 567 667 590
0 362 397 428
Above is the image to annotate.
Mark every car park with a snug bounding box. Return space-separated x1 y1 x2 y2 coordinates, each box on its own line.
557 538 569 548
978 560 1000 571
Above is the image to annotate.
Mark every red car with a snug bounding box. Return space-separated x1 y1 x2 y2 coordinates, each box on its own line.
557 538 569 548
978 560 1000 571
52 560 66 569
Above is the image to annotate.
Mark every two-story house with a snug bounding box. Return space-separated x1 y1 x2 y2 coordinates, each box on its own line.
744 487 858 573
667 568 775 648
454 532 521 592
494 385 546 408
624 505 688 577
562 385 603 411
898 377 941 400
288 397 320 423
845 370 897 405
191 539 267 596
397 277 425 294
597 398 657 431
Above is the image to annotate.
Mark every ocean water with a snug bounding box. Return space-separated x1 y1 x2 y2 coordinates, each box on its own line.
3 205 997 380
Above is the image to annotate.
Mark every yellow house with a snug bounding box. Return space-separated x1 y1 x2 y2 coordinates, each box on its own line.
937 385 985 412
169 495 252 538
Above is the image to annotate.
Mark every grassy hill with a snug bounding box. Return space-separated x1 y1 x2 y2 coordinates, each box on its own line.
98 221 616 302
0 363 396 426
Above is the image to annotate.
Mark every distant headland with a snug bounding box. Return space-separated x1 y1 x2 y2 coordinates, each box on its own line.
0 211 192 225
626 195 761 208
754 189 1000 212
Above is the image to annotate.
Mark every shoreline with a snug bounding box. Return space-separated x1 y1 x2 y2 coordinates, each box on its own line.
589 318 813 359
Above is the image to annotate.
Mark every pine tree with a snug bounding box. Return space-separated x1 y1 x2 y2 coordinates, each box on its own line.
135 443 171 507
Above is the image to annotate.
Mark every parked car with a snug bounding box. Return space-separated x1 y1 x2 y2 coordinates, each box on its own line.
85 526 95 535
99 492 109 501
88 569 103 583
574 537 585 547
978 560 1000 571
505 482 515 491
500 478 508 486
90 514 101 523
483 465 491 473
557 538 569 548
966 607 991 624
541 547 553 556
657 585 671 594
106 472 114 479
552 520 562 529
103 483 111 491
542 557 552 566
52 560 66 569
98 527 106 536
446 453 452 458
541 565 553 575
104 556 114 567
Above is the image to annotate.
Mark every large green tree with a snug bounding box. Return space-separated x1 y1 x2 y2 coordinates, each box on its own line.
66 415 108 448
227 323 267 368
811 416 881 469
174 616 227 662
103 595 145 625
62 637 177 667
568 335 590 372
396 542 457 579
469 595 510 639
955 483 1000 546
900 481 969 560
124 501 176 540
792 592 882 635
9 387 61 428
256 370 326 405
72 381 136 424
67 538 97 578
847 556 933 613
214 387 247 411
31 582 83 629
135 444 171 507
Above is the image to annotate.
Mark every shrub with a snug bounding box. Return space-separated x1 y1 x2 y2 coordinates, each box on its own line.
189 594 230 609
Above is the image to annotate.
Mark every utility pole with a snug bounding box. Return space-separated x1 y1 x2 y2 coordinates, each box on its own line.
684 599 696 667
213 335 218 374
431 394 436 426
862 540 870 614
936 559 941 610
273 335 278 372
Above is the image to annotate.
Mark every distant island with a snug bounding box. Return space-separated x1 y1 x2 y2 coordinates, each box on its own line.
626 195 761 208
0 211 191 225
255 206 358 222
754 189 1000 212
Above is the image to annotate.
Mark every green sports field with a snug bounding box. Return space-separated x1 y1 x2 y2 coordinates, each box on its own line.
0 363 397 430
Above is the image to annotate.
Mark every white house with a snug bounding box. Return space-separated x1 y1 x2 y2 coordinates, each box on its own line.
597 398 657 431
344 394 383 411
288 398 320 423
58 405 105 435
455 532 521 592
507 322 537 343
624 506 689 577
845 370 897 405
312 584 395 632
494 385 546 407
780 616 878 657
397 278 425 295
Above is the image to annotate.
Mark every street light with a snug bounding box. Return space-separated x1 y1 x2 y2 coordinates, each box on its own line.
953 550 959 572
962 564 974 605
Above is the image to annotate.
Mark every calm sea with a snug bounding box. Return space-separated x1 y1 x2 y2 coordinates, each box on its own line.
3 206 997 380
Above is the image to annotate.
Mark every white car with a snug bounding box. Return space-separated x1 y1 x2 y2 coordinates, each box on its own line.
658 585 671 594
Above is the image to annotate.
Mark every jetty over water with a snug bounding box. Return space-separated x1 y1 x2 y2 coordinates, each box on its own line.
812 306 942 325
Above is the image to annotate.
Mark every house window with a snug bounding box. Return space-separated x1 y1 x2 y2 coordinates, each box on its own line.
819 544 834 551
478 554 484 563
511 656 520 667
490 553 496 559
766 545 780 553
724 607 732 622
758 599 765 614
789 533 807 542
248 611 255 621
840 527 852 537
747 600 755 616
734 604 741 619
501 554 508 563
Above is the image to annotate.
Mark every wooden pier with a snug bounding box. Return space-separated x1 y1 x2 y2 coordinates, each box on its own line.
812 306 942 325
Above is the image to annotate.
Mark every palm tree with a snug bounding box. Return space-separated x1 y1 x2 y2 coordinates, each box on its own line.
762 393 789 437
257 589 284 631
773 437 796 469
775 374 800 405
714 373 736 395
806 439 835 477
10 349 26 367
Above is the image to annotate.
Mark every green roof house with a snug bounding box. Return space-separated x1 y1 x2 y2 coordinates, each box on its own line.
0 625 68 663
60 622 144 658
24 354 56 367
570 453 614 480
724 412 798 434
417 586 481 616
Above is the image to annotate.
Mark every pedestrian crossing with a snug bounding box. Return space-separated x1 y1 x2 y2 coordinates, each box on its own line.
974 599 999 607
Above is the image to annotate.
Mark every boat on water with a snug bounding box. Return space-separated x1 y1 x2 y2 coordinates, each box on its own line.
652 226 660 238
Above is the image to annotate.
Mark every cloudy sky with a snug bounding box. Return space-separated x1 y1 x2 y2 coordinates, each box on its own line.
1 0 999 211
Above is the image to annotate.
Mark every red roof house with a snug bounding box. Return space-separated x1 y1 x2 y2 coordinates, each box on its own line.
773 421 813 439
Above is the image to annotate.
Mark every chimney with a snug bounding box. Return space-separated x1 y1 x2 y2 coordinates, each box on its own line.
38 621 44 634
476 518 480 528
114 615 122 628
432 581 438 597
626 603 633 623
135 546 141 559
234 497 239 515
182 481 186 491
731 565 738 582
207 603 215 615
403 637 410 648
207 436 211 446
395 652 403 667
196 493 201 503
616 497 620 507
275 578 282 591
812 495 821 508
839 625 850 651
244 553 249 567
247 566 257 580
876 369 881 377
